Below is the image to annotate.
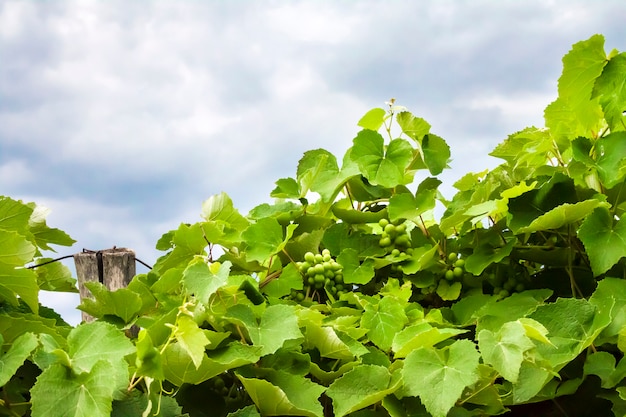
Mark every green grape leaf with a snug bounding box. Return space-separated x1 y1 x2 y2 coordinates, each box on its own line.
518 199 608 233
238 371 325 417
304 323 354 361
134 330 163 379
388 178 441 222
422 134 450 175
78 282 142 323
592 52 626 131
544 34 607 141
227 405 261 417
226 304 302 356
0 332 38 386
402 340 480 417
163 342 262 386
350 130 414 188
464 239 515 276
0 196 32 234
182 259 231 304
153 223 209 273
261 262 303 298
31 361 116 417
337 248 375 285
68 322 134 394
201 192 250 231
297 149 344 201
584 351 626 389
173 315 210 369
270 177 301 199
475 290 553 333
111 390 183 417
392 322 467 358
436 280 462 301
326 364 400 417
242 217 297 263
358 108 387 131
0 263 40 314
0 229 36 266
33 259 78 293
530 297 607 370
589 278 626 344
478 320 535 383
578 207 626 276
595 132 626 188
397 111 431 142
361 297 408 351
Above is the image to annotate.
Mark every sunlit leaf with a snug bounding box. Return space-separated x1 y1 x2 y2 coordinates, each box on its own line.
578 207 626 276
402 340 480 417
326 364 399 417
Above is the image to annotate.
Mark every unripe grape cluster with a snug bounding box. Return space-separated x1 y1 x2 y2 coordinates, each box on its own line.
444 252 466 281
377 218 413 257
292 249 345 302
486 268 526 299
210 374 247 408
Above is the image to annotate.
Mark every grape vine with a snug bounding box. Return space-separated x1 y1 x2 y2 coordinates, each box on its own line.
0 34 626 417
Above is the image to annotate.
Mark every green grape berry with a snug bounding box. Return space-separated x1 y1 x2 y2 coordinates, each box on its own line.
445 270 455 281
304 252 315 263
391 248 401 257
384 224 396 235
379 236 392 247
454 259 465 268
448 252 458 262
378 218 389 228
453 267 464 278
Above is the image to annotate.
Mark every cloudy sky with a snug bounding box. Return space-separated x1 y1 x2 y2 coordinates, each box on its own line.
1 0 625 324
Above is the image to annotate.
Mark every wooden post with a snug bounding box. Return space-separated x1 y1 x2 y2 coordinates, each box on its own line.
74 248 136 323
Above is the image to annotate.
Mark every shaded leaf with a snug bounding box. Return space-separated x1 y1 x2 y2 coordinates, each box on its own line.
578 207 626 276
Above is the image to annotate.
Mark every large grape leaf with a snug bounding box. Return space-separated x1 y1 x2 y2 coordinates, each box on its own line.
225 304 302 356
478 320 535 383
78 281 142 323
297 149 352 202
33 258 78 292
31 361 116 417
350 130 414 188
242 217 297 263
337 248 375 285
361 296 408 351
163 342 262 386
261 262 303 298
578 207 626 276
584 351 626 389
402 340 480 417
592 52 626 132
0 229 35 266
518 199 608 234
201 192 250 231
326 364 400 417
153 223 210 273
422 134 450 175
173 315 210 369
595 132 626 189
238 371 325 417
388 178 441 222
68 322 135 395
392 322 467 358
0 263 39 314
182 259 231 304
0 196 32 234
0 332 38 386
396 111 431 142
544 34 607 141
589 278 626 344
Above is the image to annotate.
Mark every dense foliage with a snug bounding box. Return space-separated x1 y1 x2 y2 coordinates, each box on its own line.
1 34 626 416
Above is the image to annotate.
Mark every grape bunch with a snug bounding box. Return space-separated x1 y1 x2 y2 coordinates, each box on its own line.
292 249 345 302
486 266 527 299
377 218 413 257
443 252 466 281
